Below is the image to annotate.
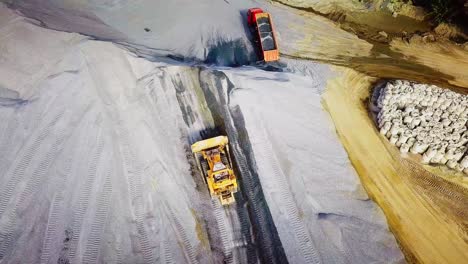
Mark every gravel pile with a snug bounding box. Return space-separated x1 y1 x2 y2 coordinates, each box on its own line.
372 80 468 175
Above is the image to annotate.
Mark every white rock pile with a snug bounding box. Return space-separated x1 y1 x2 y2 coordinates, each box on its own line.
373 80 468 175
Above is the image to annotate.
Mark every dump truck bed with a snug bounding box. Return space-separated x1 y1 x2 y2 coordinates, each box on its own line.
254 13 279 62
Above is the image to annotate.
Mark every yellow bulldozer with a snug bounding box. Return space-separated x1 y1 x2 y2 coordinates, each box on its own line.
191 136 238 205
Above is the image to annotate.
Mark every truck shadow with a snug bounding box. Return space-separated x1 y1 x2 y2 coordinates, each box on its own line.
205 38 255 67
203 10 260 67
239 9 263 63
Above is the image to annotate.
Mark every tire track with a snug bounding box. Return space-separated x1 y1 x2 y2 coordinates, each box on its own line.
82 166 113 263
67 130 105 262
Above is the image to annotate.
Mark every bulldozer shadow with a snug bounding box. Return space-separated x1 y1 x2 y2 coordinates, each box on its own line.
190 127 224 145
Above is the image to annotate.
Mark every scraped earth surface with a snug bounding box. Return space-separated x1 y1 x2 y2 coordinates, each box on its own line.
0 2 406 264
0 11 206 263
224 68 403 263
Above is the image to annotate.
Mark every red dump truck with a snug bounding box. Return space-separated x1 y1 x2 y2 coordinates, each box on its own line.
247 8 279 62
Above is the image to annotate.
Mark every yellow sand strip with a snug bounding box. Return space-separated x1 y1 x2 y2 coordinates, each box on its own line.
322 68 468 263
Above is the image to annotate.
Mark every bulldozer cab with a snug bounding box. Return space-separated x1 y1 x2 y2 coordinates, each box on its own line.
213 170 229 182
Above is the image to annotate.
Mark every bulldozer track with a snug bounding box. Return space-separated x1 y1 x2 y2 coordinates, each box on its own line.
0 129 69 261
40 109 93 264
0 109 73 260
168 67 253 264
39 160 74 264
88 59 160 264
114 242 124 264
135 210 154 263
0 86 55 168
236 205 258 263
17 141 62 205
403 158 468 204
68 130 104 261
212 199 234 263
400 158 468 224
163 202 198 264
257 120 321 264
224 205 250 264
0 99 92 261
39 195 61 264
118 126 155 264
220 99 283 263
0 219 14 260
200 70 287 263
16 112 77 209
162 240 175 264
0 114 19 169
7 117 77 260
0 112 64 218
0 108 11 138
83 167 112 264
0 79 77 177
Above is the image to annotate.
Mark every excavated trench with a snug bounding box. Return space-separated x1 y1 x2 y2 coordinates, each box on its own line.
165 66 288 263
198 69 288 264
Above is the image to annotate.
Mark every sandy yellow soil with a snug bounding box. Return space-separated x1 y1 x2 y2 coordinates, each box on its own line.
322 69 468 263
391 39 468 88
272 0 468 88
270 1 468 262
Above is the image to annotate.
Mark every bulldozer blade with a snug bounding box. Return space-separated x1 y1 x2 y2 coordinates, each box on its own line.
191 136 229 153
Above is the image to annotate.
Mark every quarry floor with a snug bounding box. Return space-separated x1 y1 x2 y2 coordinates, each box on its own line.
1 1 468 263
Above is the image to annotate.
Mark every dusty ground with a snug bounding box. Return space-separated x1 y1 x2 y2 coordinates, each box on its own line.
2 0 468 263
268 0 468 88
322 69 468 263
267 2 468 263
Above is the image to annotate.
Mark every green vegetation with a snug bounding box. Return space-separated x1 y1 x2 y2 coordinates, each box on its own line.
413 0 467 24
422 0 455 23
388 0 406 12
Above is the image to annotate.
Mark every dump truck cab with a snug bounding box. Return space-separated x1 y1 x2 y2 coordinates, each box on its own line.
247 8 263 26
192 136 238 205
247 7 279 62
